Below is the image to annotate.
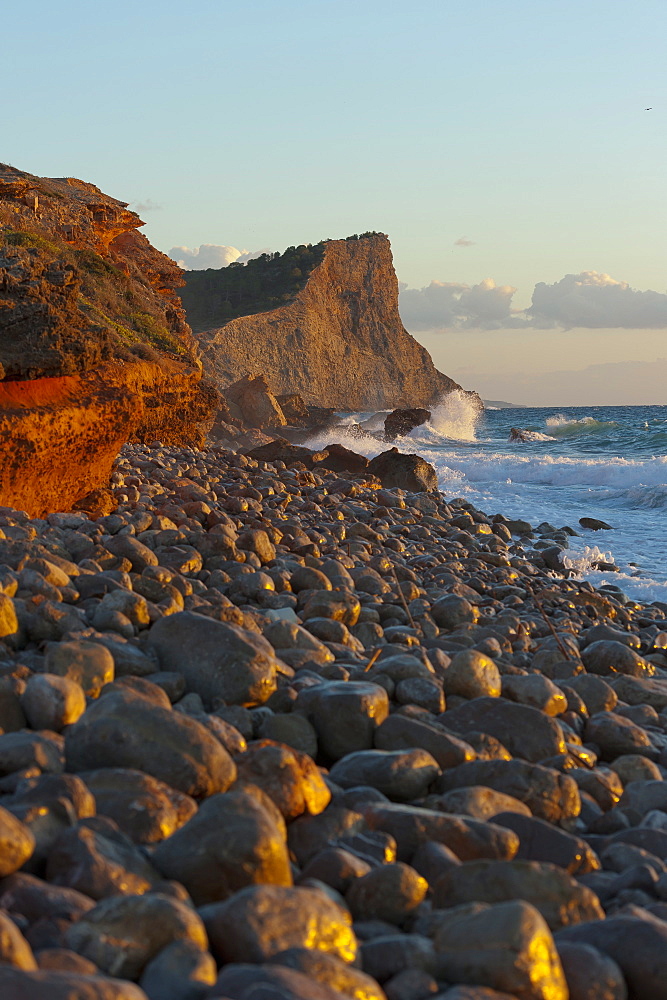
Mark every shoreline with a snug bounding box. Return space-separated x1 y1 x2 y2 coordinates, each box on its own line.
2 439 667 997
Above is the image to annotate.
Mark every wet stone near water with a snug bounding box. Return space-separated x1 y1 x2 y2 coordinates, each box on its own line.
1 437 667 999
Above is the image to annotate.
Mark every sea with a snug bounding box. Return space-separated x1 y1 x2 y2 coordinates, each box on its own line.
306 394 667 606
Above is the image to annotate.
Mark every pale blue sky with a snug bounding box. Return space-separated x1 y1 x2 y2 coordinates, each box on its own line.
3 0 665 402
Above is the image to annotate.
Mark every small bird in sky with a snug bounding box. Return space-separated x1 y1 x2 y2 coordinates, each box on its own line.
645 107 652 110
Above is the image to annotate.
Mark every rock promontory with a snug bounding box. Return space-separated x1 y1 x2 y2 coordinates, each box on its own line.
183 234 477 410
0 164 217 515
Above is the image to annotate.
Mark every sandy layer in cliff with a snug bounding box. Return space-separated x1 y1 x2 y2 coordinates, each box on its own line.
191 235 475 410
0 359 217 518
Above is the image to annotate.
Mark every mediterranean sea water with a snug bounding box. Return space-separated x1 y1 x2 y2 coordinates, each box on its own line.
306 396 667 605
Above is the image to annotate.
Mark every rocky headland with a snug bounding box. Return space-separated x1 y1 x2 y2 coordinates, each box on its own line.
182 234 478 411
0 164 217 516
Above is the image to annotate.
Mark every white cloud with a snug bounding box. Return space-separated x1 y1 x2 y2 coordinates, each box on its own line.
401 269 667 333
527 271 667 329
399 278 518 331
167 244 271 270
133 199 161 213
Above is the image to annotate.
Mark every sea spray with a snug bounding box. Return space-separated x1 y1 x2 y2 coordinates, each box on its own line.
424 389 481 442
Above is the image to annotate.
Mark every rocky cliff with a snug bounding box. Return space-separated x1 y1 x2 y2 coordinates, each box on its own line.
0 164 217 515
187 234 476 410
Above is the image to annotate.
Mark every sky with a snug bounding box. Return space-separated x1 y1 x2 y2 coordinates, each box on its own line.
2 0 665 405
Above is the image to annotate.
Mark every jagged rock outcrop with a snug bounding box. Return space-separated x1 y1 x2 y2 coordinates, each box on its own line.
0 164 217 515
224 375 287 429
384 408 431 440
188 235 479 410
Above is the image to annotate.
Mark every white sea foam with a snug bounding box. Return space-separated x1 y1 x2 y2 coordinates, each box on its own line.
303 403 667 603
426 451 667 490
545 413 618 435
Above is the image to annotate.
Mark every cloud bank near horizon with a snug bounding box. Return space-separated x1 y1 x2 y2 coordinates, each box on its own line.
168 244 271 270
399 271 667 332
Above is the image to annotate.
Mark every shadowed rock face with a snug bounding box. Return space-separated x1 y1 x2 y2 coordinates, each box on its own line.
190 234 479 410
0 163 218 514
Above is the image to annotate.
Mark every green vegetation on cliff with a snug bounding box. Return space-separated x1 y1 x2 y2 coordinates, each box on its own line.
180 232 383 333
1 226 186 363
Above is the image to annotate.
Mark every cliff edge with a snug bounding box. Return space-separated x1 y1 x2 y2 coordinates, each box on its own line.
0 164 217 515
186 234 477 410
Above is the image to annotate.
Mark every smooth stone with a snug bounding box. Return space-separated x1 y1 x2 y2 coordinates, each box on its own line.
202 884 357 964
139 940 217 1000
429 786 531 822
301 589 362 627
618 779 667 816
296 681 389 760
46 817 163 900
611 754 663 785
234 740 331 819
556 913 667 1000
491 812 600 874
410 841 462 885
65 892 208 981
433 858 604 930
610 674 667 710
345 863 427 925
366 450 438 493
0 731 64 777
435 760 581 826
210 963 351 1000
383 968 440 1000
431 597 478 632
440 649 501 700
433 900 568 1000
44 640 115 697
438 989 519 1000
362 802 519 863
0 805 36 876
152 786 292 905
35 950 98 974
272 947 387 1000
0 909 37 969
0 872 95 926
579 517 613 531
92 590 150 630
298 847 372 894
13 774 95 821
256 712 319 757
440 698 566 763
329 749 441 802
287 807 368 867
0 968 149 1000
359 934 437 983
562 675 618 715
20 673 86 731
65 690 236 799
79 768 197 844
585 711 654 761
147 611 278 706
582 641 653 678
374 715 476 770
501 674 567 716
555 942 627 1000
105 534 159 571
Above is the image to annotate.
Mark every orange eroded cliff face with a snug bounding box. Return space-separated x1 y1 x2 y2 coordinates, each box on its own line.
191 235 477 410
0 164 217 515
0 359 217 517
